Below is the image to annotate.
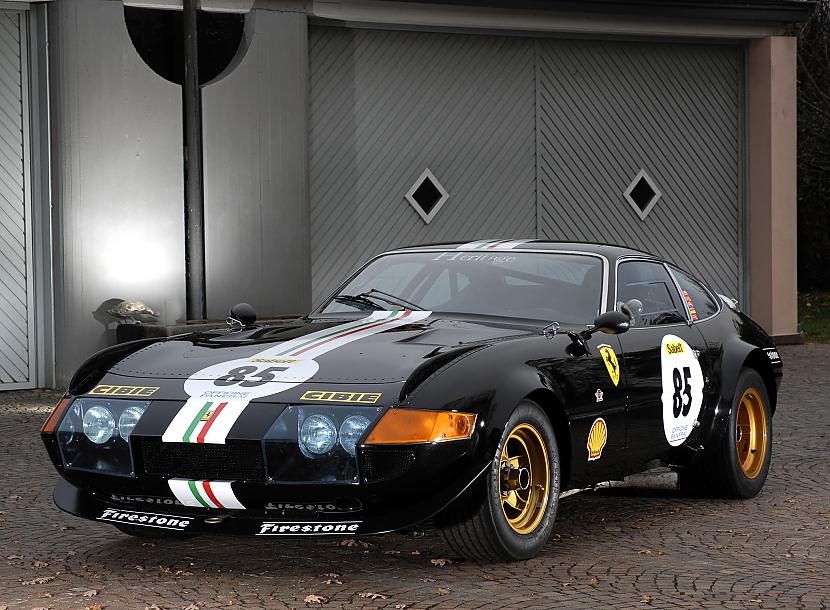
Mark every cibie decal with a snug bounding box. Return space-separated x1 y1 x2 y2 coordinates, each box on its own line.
587 418 607 461
168 479 245 510
162 310 431 444
597 344 620 387
89 385 159 397
300 390 382 404
257 521 361 536
661 335 704 446
455 239 530 251
98 508 190 531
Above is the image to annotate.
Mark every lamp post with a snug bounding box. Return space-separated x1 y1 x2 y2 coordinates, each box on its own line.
183 0 206 321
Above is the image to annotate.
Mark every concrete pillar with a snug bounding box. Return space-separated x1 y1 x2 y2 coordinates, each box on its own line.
747 36 799 341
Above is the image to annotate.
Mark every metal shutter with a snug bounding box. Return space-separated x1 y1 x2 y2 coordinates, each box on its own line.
308 27 536 303
0 12 34 388
536 39 742 298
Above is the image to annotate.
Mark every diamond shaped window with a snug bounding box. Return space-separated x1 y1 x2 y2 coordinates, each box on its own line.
406 169 449 224
624 169 662 220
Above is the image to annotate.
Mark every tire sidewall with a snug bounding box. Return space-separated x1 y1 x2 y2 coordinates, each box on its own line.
485 400 560 560
723 369 773 498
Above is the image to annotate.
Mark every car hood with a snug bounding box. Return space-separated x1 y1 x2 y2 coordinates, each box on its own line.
108 314 538 384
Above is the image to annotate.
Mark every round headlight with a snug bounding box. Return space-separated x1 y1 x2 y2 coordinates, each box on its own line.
118 405 145 439
300 414 338 455
82 405 116 444
339 415 370 456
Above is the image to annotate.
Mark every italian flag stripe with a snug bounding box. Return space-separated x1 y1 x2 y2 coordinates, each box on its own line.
183 401 213 443
187 479 212 509
201 481 225 509
485 239 513 249
196 402 228 444
290 311 410 357
276 311 401 357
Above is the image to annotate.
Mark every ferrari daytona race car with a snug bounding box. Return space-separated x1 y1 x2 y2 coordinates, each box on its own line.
42 240 782 561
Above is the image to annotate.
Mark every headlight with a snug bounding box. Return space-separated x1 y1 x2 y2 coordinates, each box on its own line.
339 415 370 456
300 414 338 455
83 405 116 444
118 405 146 439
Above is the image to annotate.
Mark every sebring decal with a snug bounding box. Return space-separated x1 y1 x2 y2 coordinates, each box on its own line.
455 239 530 250
98 508 190 531
682 290 699 321
597 344 620 387
168 479 246 510
163 310 430 444
587 417 607 461
89 385 159 397
661 335 704 446
257 521 361 536
300 390 382 404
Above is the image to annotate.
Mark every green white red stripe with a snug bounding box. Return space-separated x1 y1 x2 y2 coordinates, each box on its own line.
163 310 431 444
168 478 245 509
457 239 530 250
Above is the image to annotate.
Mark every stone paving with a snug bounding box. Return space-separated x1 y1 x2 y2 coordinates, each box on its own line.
1 345 828 609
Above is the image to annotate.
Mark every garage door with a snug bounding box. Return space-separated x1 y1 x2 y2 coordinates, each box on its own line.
309 27 743 303
0 11 35 389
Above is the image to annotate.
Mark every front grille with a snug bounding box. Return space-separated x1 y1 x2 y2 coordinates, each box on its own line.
139 438 266 481
359 447 415 483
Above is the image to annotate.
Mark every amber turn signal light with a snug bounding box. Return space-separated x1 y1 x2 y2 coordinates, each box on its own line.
41 397 73 434
364 409 477 445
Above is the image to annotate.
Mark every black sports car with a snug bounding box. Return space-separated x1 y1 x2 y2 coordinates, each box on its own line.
42 240 782 560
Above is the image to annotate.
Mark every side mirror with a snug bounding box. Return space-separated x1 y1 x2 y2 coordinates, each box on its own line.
228 302 257 329
592 311 630 335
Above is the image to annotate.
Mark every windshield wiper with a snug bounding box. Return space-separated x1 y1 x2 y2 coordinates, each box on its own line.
333 294 384 311
358 289 423 311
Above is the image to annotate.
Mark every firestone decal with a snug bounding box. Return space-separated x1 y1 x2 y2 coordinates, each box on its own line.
257 521 361 536
98 508 190 531
660 335 704 446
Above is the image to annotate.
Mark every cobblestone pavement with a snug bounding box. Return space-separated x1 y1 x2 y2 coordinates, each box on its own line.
1 345 829 610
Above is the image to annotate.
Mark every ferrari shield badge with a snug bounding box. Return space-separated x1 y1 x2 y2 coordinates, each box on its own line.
598 344 620 387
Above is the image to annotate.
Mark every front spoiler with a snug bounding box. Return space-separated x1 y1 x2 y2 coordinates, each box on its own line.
52 465 488 537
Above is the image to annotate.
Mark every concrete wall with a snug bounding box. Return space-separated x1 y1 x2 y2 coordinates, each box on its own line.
49 0 185 385
202 9 310 320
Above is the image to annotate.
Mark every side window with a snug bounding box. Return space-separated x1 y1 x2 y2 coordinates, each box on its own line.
670 267 720 321
617 261 686 327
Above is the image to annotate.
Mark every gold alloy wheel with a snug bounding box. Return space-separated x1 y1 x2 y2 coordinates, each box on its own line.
499 423 550 535
735 387 768 479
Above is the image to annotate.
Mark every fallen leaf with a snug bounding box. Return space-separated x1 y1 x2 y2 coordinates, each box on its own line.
394 605 408 609
322 573 340 578
420 578 436 583
33 560 49 568
159 565 172 574
144 605 165 610
175 570 194 577
640 595 655 604
430 558 453 567
20 576 54 585
339 538 369 548
8 495 20 500
587 577 599 585
358 592 389 600
324 577 342 585
39 593 53 598
437 587 450 596
82 590 98 597
304 594 329 605
5 554 22 560
133 565 145 571
410 550 421 555
384 550 401 555
182 604 204 610
483 574 504 581
85 605 103 610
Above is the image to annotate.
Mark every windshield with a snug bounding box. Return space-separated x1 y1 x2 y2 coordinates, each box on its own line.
319 251 604 324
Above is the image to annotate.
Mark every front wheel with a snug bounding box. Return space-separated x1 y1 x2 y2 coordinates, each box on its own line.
679 368 772 498
438 400 560 561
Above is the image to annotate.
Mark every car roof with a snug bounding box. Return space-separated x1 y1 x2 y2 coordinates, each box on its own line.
387 239 661 261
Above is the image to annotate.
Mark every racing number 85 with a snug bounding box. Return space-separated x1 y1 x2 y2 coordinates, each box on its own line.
214 365 288 388
672 366 693 417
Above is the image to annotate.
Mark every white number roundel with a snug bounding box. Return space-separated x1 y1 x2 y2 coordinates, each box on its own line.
660 335 704 447
184 357 320 402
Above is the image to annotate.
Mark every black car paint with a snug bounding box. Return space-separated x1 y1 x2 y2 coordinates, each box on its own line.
42 241 782 537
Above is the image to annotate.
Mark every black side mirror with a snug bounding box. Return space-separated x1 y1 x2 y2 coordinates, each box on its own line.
592 311 630 335
228 302 257 329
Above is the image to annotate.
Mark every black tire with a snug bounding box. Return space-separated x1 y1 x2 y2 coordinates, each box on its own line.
679 368 772 499
114 524 198 539
437 400 561 562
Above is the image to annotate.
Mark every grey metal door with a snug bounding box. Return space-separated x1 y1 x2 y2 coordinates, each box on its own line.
0 11 35 389
536 39 743 298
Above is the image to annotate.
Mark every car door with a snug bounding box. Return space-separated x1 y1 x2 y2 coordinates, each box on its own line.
613 260 709 470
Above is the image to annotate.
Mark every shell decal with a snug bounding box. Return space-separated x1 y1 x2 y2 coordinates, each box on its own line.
587 417 608 461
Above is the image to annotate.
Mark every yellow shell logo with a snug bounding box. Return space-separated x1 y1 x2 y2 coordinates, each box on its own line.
598 344 620 387
587 417 608 461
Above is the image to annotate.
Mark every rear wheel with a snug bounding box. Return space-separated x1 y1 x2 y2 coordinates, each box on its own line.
438 400 560 561
114 524 198 540
679 368 772 498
